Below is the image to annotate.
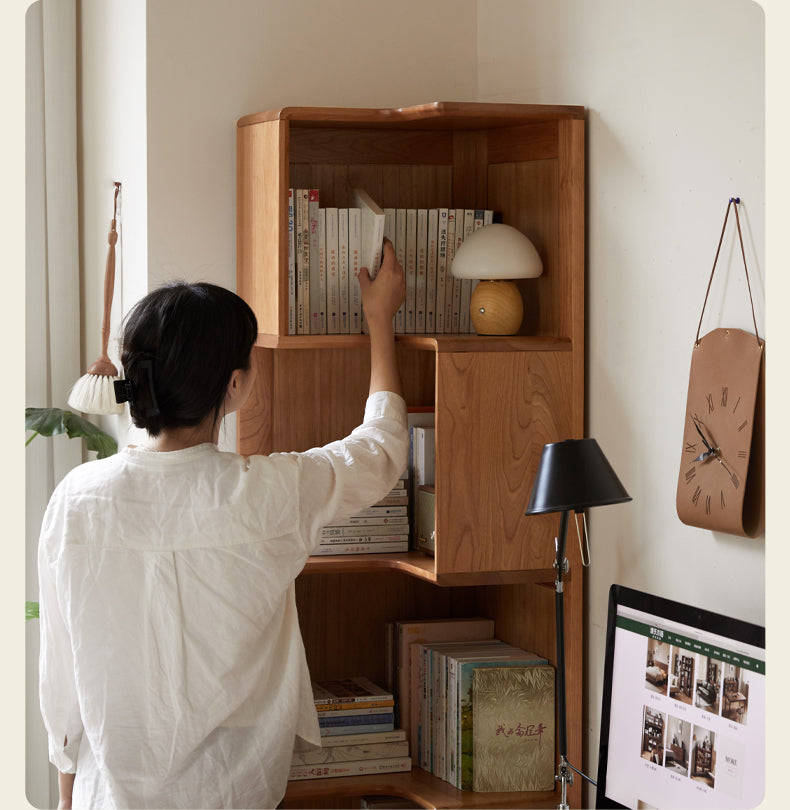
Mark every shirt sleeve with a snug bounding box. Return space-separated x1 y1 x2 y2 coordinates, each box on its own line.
296 390 409 553
38 488 84 774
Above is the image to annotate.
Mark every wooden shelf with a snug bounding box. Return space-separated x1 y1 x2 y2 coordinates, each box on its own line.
283 766 559 809
237 101 586 809
255 333 573 353
302 551 558 587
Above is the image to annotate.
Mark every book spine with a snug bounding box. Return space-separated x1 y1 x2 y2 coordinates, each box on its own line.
373 495 408 507
318 208 327 333
288 756 411 780
338 208 350 333
448 655 458 787
309 190 321 334
426 208 438 334
415 643 427 770
394 208 407 333
444 209 456 335
295 190 306 334
459 210 475 333
348 207 362 333
319 729 406 747
383 208 396 331
405 209 417 333
345 505 408 519
326 207 339 334
311 540 409 555
300 190 311 334
291 740 409 766
320 722 395 737
288 189 296 335
452 208 465 332
319 533 409 545
415 209 427 333
315 701 394 714
324 515 408 528
319 712 395 728
436 208 448 334
321 524 409 539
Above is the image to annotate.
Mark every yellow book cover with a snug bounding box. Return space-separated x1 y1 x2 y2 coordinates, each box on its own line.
471 665 555 792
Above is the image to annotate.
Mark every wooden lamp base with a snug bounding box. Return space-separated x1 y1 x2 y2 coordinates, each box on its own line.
470 280 524 335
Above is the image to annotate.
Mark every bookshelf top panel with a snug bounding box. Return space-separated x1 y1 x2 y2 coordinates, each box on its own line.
237 101 586 130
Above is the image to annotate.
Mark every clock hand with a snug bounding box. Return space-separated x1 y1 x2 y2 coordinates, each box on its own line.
692 449 716 463
715 455 735 477
689 414 714 452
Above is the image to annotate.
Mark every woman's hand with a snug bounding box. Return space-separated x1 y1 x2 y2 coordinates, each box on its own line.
358 238 405 330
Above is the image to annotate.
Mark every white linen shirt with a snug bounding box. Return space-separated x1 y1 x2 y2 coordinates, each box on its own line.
38 391 408 809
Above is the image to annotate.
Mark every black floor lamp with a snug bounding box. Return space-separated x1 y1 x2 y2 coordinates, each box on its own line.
525 438 632 809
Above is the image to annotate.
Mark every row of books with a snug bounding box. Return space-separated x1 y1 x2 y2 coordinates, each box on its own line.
385 617 555 792
311 473 409 556
288 187 494 336
289 677 410 781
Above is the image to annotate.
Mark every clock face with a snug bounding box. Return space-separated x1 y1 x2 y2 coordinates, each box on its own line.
680 390 750 518
676 328 763 536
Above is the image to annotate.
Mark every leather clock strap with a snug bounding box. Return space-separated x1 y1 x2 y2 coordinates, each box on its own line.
695 197 762 349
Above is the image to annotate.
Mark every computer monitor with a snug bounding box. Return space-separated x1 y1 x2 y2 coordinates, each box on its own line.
595 584 764 809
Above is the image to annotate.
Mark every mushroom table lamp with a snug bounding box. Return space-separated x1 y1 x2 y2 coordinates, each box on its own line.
451 223 543 335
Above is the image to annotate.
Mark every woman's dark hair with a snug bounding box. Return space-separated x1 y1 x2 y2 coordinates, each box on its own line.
120 282 258 437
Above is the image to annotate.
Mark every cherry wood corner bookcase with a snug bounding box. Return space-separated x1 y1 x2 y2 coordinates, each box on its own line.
236 102 586 809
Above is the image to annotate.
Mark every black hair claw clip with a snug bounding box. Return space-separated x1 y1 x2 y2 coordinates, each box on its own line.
114 378 134 405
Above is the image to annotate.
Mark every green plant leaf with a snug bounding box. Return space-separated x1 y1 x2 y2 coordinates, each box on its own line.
25 408 118 458
26 601 39 621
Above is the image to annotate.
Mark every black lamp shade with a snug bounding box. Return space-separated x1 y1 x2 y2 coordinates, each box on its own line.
525 438 632 515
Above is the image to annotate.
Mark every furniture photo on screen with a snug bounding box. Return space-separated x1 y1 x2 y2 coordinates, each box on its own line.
691 727 715 788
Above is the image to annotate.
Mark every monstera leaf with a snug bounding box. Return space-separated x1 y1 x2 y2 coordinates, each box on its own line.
25 407 117 459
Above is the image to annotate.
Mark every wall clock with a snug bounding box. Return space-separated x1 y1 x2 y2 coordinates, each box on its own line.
676 328 763 536
676 198 764 537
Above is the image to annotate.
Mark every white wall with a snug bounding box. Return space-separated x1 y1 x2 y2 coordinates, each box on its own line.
476 0 766 798
144 0 478 450
80 0 149 450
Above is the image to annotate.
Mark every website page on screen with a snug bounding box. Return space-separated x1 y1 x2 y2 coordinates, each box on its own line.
604 604 764 809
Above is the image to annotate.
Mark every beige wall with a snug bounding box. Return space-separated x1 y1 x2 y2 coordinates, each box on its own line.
476 0 766 798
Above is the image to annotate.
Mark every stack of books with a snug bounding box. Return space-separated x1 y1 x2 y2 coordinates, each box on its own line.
312 472 409 556
288 677 411 782
289 728 411 782
410 638 553 791
313 676 396 738
288 187 494 336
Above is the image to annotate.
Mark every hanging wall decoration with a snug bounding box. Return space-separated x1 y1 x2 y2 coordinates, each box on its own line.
676 198 765 537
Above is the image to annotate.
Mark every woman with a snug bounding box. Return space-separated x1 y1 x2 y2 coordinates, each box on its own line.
39 241 408 809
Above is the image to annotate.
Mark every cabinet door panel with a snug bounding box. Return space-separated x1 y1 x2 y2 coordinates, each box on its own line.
435 351 574 574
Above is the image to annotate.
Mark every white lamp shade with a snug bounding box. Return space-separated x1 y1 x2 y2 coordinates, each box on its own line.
451 223 543 280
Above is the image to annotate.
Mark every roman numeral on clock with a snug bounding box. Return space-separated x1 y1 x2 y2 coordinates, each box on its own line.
692 486 702 506
685 442 697 454
685 467 696 484
721 386 728 407
706 393 715 413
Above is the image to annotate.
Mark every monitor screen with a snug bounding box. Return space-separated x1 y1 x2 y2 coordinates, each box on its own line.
596 585 764 809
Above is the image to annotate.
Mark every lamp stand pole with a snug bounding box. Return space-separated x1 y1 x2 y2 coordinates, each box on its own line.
554 509 572 810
